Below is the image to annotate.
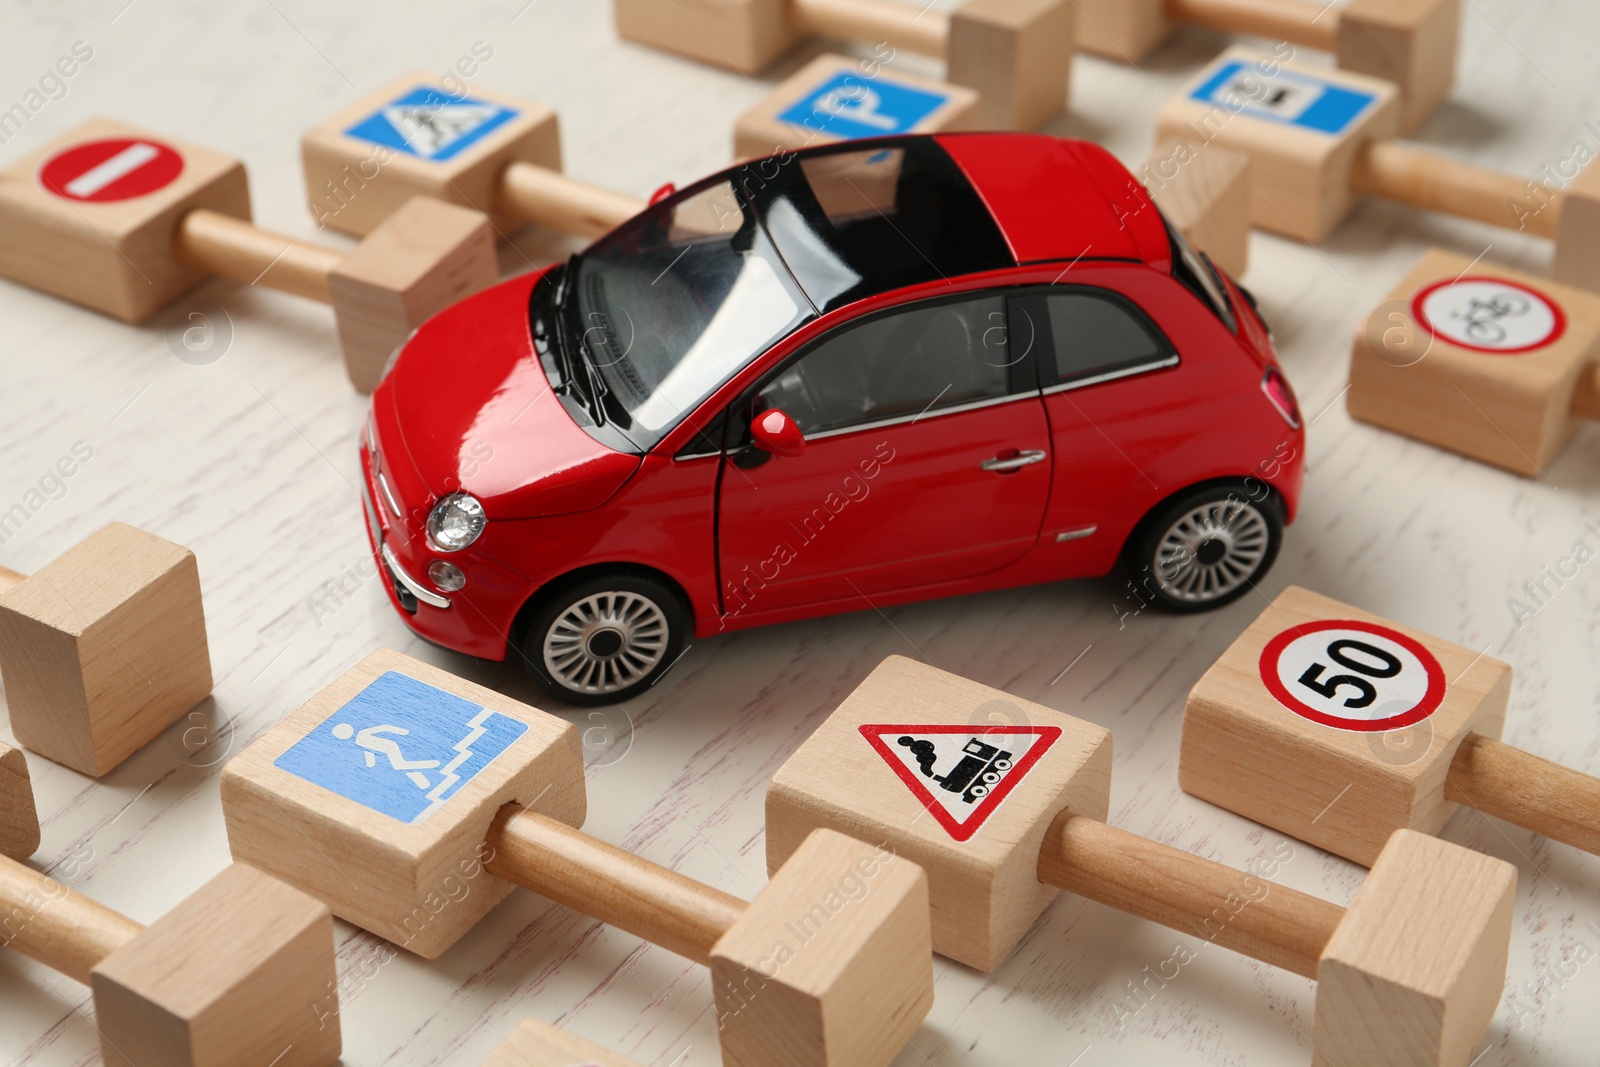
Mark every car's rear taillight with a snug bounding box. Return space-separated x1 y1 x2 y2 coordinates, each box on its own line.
1261 366 1301 429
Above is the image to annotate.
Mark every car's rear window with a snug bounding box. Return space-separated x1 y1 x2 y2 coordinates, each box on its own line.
745 139 1014 313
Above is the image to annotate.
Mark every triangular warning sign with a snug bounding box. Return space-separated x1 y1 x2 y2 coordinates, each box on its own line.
382 103 503 158
859 724 1060 842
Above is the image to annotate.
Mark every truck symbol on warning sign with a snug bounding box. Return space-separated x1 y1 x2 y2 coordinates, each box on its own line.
861 723 1060 842
897 735 1014 803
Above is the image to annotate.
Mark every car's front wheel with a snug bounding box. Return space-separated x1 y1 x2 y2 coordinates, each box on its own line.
520 571 690 706
1124 483 1284 613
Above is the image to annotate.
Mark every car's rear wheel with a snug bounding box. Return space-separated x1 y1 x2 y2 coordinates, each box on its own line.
520 571 689 706
1124 483 1284 613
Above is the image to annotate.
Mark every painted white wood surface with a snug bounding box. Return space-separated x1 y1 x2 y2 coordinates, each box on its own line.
1 1 1597 1064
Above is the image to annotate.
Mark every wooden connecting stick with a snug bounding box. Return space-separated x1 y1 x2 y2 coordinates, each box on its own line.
482 1019 644 1067
768 656 1517 1067
614 0 1075 130
1183 585 1600 866
221 649 934 1067
1081 0 1458 133
0 117 496 393
0 523 211 777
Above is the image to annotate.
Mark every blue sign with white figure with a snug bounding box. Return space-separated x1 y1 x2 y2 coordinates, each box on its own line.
345 87 520 161
777 72 949 140
1190 60 1379 136
275 671 528 825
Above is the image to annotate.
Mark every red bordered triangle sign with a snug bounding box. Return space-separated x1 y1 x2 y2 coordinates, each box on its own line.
859 724 1061 842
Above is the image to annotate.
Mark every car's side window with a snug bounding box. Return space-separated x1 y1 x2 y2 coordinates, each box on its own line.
1044 289 1175 387
754 294 1013 437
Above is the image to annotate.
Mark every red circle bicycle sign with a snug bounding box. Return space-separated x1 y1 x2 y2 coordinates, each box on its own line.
1259 619 1446 732
1410 276 1566 355
39 137 184 203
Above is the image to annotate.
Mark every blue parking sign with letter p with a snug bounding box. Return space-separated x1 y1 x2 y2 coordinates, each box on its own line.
777 72 949 140
274 671 528 825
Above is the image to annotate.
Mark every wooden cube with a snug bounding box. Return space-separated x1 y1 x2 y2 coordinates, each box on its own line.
766 655 1112 970
0 117 249 322
1145 140 1252 278
613 0 801 74
482 1019 641 1066
303 73 560 237
1071 0 1169 61
1313 831 1515 1067
0 523 213 778
1339 0 1461 136
0 741 40 861
91 863 340 1067
1155 47 1401 241
220 648 586 959
1348 249 1600 476
328 198 496 393
947 0 1075 129
1553 155 1600 293
1181 586 1511 866
734 54 980 160
712 828 932 1067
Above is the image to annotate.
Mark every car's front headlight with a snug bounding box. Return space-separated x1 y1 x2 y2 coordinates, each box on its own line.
426 493 486 552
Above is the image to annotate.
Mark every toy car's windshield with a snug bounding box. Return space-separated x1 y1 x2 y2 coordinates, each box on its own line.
567 176 813 450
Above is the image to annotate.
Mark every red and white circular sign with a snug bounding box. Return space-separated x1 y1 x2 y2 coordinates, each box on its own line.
38 137 184 203
1411 276 1566 354
1259 619 1446 732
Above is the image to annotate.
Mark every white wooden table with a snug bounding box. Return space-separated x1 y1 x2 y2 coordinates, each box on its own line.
2 1 1597 1064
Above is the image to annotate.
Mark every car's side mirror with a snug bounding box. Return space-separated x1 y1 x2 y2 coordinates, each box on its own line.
750 408 807 458
649 182 677 205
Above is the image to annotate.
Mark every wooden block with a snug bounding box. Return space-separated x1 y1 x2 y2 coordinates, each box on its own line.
0 742 40 861
1145 141 1252 278
1339 0 1461 136
220 648 586 959
712 828 933 1067
91 863 341 1067
733 54 980 160
0 117 249 322
766 655 1112 970
1071 0 1169 61
303 73 561 237
482 1019 642 1067
1348 249 1600 476
613 0 801 73
328 198 497 393
948 0 1075 129
1553 152 1600 293
1155 47 1401 241
1180 586 1511 866
0 523 213 778
1313 831 1514 1067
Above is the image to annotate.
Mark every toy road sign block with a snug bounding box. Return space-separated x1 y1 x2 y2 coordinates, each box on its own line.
1349 249 1600 476
860 724 1060 842
39 137 184 202
767 656 1112 970
344 87 520 161
1182 586 1513 866
734 54 980 159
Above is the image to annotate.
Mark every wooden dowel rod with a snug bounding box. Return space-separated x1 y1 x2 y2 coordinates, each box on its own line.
0 565 25 594
496 163 645 240
485 806 746 966
792 0 950 57
0 855 143 984
1037 813 1343 979
1352 141 1563 240
173 209 341 304
1570 365 1600 422
1167 0 1340 52
1446 734 1600 857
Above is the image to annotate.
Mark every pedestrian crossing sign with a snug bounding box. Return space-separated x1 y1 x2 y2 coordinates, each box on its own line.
344 86 521 161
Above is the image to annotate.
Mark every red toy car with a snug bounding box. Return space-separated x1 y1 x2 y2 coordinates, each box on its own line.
361 133 1304 705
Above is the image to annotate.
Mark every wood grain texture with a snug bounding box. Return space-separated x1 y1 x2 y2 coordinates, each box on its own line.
612 0 803 74
0 741 39 861
1446 733 1600 858
790 0 949 57
173 208 342 303
1351 140 1561 239
1167 0 1340 52
0 851 141 983
487 805 746 966
1038 812 1343 979
482 1018 642 1067
1340 0 1461 135
496 162 645 238
946 0 1076 130
1146 140 1252 277
0 522 213 777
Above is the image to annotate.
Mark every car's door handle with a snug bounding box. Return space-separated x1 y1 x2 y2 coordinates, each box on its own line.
980 449 1047 472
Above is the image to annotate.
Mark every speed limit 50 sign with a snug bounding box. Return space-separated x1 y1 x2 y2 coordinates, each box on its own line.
1260 619 1446 732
